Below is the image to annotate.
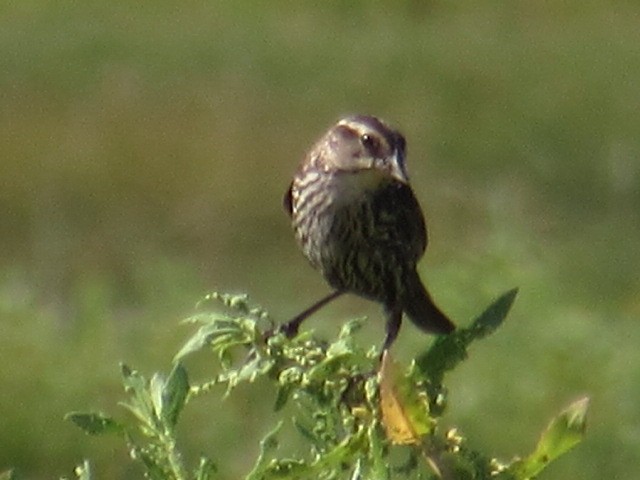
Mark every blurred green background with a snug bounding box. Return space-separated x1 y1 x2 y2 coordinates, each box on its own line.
1 1 639 478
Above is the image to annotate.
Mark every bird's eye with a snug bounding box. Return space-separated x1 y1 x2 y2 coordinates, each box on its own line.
360 134 379 152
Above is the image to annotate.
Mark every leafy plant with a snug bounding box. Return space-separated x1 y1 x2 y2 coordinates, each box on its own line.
65 289 588 479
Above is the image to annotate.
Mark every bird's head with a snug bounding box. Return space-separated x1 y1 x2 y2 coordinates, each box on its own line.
316 115 409 184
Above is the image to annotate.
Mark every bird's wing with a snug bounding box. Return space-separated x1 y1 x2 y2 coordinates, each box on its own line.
283 181 294 217
396 183 428 257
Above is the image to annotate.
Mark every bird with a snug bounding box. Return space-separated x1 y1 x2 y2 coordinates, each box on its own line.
282 115 455 351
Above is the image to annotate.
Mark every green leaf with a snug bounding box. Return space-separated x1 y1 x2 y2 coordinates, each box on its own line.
293 417 320 446
65 412 124 436
305 352 350 383
416 288 518 384
217 292 251 313
72 460 92 480
174 318 256 363
197 291 269 320
149 373 165 423
120 363 147 396
133 447 168 480
0 469 16 480
511 397 589 479
273 384 293 412
248 427 368 480
173 324 220 362
338 317 365 338
119 364 156 429
233 354 273 385
193 457 218 480
307 427 367 473
246 421 283 480
367 421 391 480
161 363 190 427
469 287 519 338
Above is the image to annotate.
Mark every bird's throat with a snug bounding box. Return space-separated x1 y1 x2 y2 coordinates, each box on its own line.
331 169 392 206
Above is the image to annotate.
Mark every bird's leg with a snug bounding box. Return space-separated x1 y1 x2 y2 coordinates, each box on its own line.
381 305 403 354
279 290 345 338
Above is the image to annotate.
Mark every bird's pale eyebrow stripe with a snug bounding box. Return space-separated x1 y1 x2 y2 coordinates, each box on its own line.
337 118 398 151
342 115 389 133
334 124 361 139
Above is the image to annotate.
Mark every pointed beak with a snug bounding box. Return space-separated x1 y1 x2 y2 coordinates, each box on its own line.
388 149 409 184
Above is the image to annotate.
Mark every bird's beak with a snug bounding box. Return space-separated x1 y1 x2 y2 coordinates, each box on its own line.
388 149 409 184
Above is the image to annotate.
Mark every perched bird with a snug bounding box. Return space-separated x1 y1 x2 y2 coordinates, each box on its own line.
282 115 454 351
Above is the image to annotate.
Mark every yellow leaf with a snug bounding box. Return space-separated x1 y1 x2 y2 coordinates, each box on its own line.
379 351 432 445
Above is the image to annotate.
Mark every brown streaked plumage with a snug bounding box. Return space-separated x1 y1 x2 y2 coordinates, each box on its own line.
282 115 454 351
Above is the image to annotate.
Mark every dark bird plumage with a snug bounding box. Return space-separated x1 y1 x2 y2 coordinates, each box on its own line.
283 115 454 351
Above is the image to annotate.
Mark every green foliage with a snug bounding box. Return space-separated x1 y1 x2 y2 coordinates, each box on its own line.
511 398 589 479
415 288 518 387
0 3 635 478
0 469 17 480
66 290 587 479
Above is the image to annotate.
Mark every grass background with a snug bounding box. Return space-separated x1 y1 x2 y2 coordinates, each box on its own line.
1 1 639 478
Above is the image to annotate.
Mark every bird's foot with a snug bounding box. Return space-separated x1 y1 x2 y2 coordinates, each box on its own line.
262 318 300 343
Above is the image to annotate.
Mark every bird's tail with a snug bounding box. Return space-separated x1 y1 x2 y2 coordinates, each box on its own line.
402 269 455 335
